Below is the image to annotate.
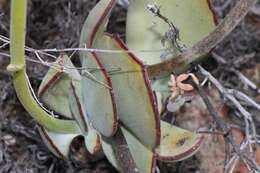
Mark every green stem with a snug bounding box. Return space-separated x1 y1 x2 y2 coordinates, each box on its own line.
9 0 80 134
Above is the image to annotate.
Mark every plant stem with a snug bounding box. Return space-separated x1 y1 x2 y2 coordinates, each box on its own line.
9 0 80 134
147 0 257 78
109 128 138 173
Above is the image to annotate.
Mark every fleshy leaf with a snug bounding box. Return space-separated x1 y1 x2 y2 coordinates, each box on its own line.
126 0 217 65
79 0 118 137
156 120 204 162
69 80 89 133
79 0 117 49
80 52 117 137
38 54 81 119
95 34 160 149
38 126 79 158
121 126 156 173
84 129 102 155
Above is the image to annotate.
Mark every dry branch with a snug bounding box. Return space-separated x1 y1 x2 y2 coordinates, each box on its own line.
197 65 260 172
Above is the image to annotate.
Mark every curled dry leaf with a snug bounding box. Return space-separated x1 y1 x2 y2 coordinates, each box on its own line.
176 74 192 90
168 73 198 100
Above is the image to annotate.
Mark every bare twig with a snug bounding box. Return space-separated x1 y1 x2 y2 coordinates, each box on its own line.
198 66 257 139
229 89 260 110
211 52 259 95
231 69 260 94
197 65 260 172
0 52 49 66
0 35 57 59
194 79 258 172
0 34 167 55
147 3 185 52
147 0 258 78
0 50 121 75
195 83 231 135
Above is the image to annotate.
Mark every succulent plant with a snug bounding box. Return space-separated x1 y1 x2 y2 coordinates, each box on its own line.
9 0 218 172
35 0 218 172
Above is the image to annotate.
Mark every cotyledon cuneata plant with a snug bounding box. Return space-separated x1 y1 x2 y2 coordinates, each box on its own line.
9 0 218 172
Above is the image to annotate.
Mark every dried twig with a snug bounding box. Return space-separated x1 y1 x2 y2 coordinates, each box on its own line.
198 66 257 139
211 52 259 95
197 65 260 172
0 34 167 56
231 69 260 94
147 3 185 52
228 89 260 110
